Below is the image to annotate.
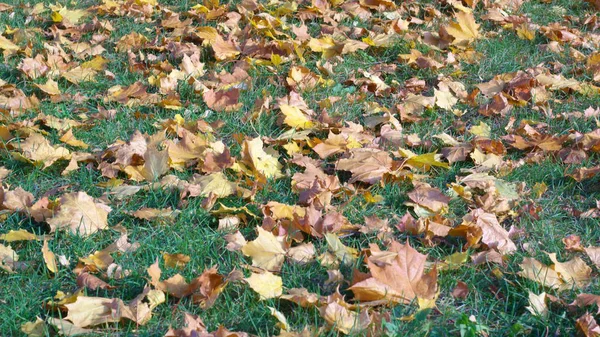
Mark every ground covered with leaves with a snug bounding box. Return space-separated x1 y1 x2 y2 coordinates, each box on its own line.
2 0 600 336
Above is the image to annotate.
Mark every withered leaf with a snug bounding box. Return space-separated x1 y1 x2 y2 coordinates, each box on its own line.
47 192 112 237
350 240 438 305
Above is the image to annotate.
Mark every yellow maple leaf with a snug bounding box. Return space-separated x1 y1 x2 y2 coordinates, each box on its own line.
245 271 282 300
241 227 287 272
242 138 283 180
446 11 480 45
324 233 358 265
0 35 19 52
469 121 491 138
280 104 314 130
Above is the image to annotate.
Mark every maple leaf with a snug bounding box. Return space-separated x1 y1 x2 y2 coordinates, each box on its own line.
147 261 226 308
0 229 38 242
324 233 358 265
286 66 321 92
2 187 34 211
62 67 97 84
47 192 112 237
245 271 283 300
585 246 600 268
14 133 71 169
20 317 45 337
47 318 92 336
64 288 164 328
406 185 451 216
526 291 548 318
241 227 287 272
124 147 170 182
241 137 283 180
203 88 242 112
0 35 19 53
0 243 18 273
59 129 89 149
131 207 179 221
336 148 392 184
403 151 450 170
211 36 241 61
77 272 115 291
183 172 237 198
320 300 371 334
446 11 480 45
350 240 438 305
35 78 61 96
519 254 592 291
434 88 458 110
163 252 191 269
577 313 600 337
449 209 517 255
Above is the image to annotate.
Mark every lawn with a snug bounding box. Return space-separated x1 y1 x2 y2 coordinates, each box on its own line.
1 0 600 336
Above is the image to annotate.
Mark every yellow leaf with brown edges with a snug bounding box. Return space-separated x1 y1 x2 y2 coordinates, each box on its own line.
242 138 283 180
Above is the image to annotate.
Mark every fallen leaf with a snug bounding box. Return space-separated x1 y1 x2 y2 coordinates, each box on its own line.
526 291 548 318
350 240 438 305
519 254 592 291
336 148 392 184
42 240 58 273
0 229 38 242
241 227 287 272
35 78 61 96
446 11 480 45
245 271 283 300
320 299 371 334
324 233 358 265
21 317 46 337
163 252 191 269
0 243 18 273
241 137 283 180
47 192 112 237
577 313 600 337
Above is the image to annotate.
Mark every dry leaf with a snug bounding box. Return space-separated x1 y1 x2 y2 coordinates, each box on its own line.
245 271 283 300
526 291 548 318
47 192 112 237
350 240 438 305
0 229 38 242
163 252 191 269
42 240 58 273
446 11 480 45
242 227 287 272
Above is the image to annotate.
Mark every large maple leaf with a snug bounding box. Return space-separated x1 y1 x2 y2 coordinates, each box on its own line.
350 240 437 305
47 192 112 237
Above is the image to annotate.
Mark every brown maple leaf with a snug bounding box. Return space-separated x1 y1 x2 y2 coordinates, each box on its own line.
350 240 438 305
336 148 392 184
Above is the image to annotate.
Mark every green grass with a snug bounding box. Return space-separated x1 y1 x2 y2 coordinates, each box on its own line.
1 0 600 336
